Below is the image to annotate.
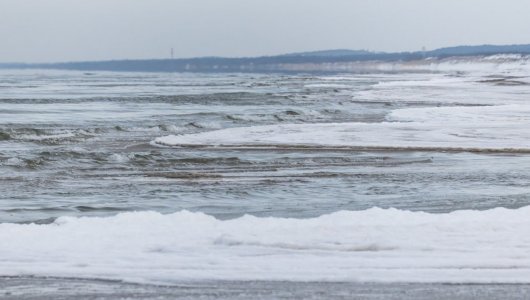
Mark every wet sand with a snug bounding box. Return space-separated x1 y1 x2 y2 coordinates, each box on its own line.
2 277 530 300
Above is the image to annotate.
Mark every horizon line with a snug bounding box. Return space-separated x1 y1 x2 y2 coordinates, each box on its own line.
2 42 530 65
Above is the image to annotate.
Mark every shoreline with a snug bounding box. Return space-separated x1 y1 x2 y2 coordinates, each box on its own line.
2 276 530 299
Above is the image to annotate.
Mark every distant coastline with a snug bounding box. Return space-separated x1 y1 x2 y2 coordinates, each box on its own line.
2 44 530 73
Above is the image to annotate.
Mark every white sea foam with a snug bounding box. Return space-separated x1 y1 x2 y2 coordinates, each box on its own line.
155 104 530 151
107 153 130 163
154 62 530 152
1 207 530 284
17 131 78 141
355 74 530 106
154 61 530 151
3 157 24 167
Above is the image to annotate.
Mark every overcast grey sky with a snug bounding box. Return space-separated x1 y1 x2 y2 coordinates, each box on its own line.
1 0 529 62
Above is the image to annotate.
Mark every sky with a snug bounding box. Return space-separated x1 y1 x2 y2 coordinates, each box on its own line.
1 0 529 62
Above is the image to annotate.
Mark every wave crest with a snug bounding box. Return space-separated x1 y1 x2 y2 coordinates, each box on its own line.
1 207 530 284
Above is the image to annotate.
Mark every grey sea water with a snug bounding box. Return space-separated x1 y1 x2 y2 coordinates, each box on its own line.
1 69 530 224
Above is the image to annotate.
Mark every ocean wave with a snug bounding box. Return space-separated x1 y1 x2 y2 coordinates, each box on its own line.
0 128 99 144
1 207 530 284
0 131 10 140
154 121 530 152
152 100 530 151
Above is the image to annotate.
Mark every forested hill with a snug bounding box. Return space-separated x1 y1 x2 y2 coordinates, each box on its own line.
2 44 530 73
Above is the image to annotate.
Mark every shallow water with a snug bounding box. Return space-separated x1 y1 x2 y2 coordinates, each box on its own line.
1 69 530 223
2 66 530 284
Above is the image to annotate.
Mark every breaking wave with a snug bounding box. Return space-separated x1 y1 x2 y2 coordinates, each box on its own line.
153 103 530 152
1 207 530 284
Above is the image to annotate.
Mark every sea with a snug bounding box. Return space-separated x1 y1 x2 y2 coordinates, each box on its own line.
2 57 530 289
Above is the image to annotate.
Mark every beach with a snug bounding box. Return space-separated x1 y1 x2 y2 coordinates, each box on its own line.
3 277 530 300
1 56 530 296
